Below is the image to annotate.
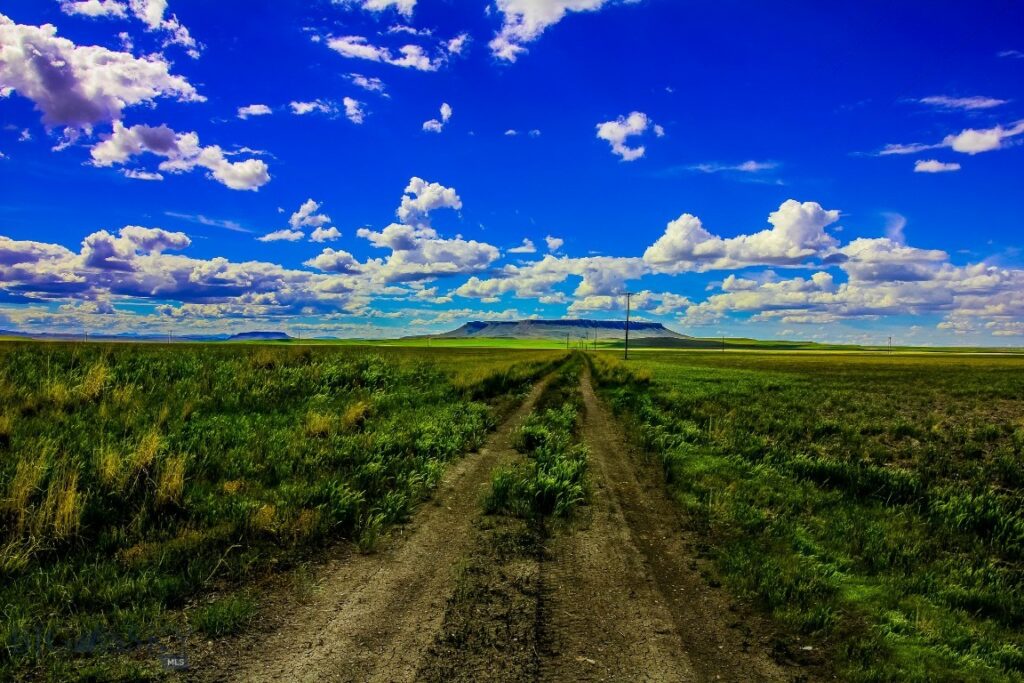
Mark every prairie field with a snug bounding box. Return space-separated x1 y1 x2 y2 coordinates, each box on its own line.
3 341 1023 682
0 341 562 680
592 350 1024 681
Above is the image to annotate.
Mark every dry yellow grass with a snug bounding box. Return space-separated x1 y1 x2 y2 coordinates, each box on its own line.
250 503 277 533
79 361 109 400
96 447 122 489
341 400 371 431
131 428 161 475
0 412 13 446
306 411 333 437
6 456 47 533
157 456 186 505
43 470 82 539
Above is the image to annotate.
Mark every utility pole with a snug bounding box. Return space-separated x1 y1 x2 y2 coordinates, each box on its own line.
888 336 892 354
623 291 632 360
722 335 725 353
566 333 569 350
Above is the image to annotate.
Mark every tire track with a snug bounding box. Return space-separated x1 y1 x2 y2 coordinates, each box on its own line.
538 366 806 682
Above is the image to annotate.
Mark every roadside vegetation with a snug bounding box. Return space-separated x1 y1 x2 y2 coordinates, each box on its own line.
0 341 562 681
591 350 1024 682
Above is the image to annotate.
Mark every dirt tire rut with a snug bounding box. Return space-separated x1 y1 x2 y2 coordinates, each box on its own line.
200 378 551 683
538 367 805 682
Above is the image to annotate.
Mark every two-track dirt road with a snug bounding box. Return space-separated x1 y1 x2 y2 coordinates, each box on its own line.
194 366 819 682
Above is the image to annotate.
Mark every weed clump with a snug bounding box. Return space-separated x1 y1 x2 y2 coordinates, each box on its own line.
486 357 589 520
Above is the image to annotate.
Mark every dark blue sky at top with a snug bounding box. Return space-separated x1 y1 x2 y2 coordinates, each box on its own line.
0 0 1022 342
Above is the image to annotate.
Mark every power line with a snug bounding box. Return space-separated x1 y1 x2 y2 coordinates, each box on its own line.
622 290 630 360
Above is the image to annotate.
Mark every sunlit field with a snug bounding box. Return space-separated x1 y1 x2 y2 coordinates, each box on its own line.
0 342 564 680
592 350 1024 681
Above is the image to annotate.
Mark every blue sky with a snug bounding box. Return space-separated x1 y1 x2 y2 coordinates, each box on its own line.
0 0 1022 343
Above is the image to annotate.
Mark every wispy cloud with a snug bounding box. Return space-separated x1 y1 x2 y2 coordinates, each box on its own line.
165 212 252 233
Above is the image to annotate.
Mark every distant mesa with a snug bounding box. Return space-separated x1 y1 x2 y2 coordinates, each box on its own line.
433 319 690 341
226 331 293 341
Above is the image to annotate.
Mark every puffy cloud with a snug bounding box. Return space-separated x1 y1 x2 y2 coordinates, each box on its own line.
304 248 361 273
840 237 948 282
596 111 659 161
396 177 462 225
325 35 442 71
422 102 452 132
0 13 202 129
0 226 369 319
943 120 1024 154
568 290 691 315
490 0 619 62
357 224 499 282
259 200 340 244
0 235 76 267
508 238 537 254
446 33 469 55
456 254 645 302
914 159 960 173
310 227 341 243
644 200 840 273
290 99 336 115
545 235 564 252
256 229 304 242
82 225 189 270
290 199 331 230
343 97 366 124
59 0 199 56
918 95 1007 110
60 1 128 18
128 0 198 54
90 121 271 190
342 0 416 17
237 103 272 119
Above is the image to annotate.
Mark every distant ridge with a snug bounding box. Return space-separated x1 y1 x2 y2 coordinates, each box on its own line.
431 319 689 341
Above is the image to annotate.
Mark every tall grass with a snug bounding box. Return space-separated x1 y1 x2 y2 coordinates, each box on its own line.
0 342 563 680
590 351 1024 682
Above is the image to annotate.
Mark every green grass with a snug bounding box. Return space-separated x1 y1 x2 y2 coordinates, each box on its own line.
590 350 1024 682
0 341 564 680
485 355 589 521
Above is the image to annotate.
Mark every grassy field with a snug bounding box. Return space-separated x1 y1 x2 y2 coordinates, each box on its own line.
591 350 1024 681
0 341 564 680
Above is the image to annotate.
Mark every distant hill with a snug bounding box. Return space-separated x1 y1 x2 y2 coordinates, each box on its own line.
431 319 689 341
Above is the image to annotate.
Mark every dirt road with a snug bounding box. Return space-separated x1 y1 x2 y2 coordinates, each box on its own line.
198 366 819 682
195 378 550 683
537 368 806 682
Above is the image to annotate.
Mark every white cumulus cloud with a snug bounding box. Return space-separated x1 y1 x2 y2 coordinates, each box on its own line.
0 13 202 130
914 159 961 173
90 121 270 191
596 111 660 161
